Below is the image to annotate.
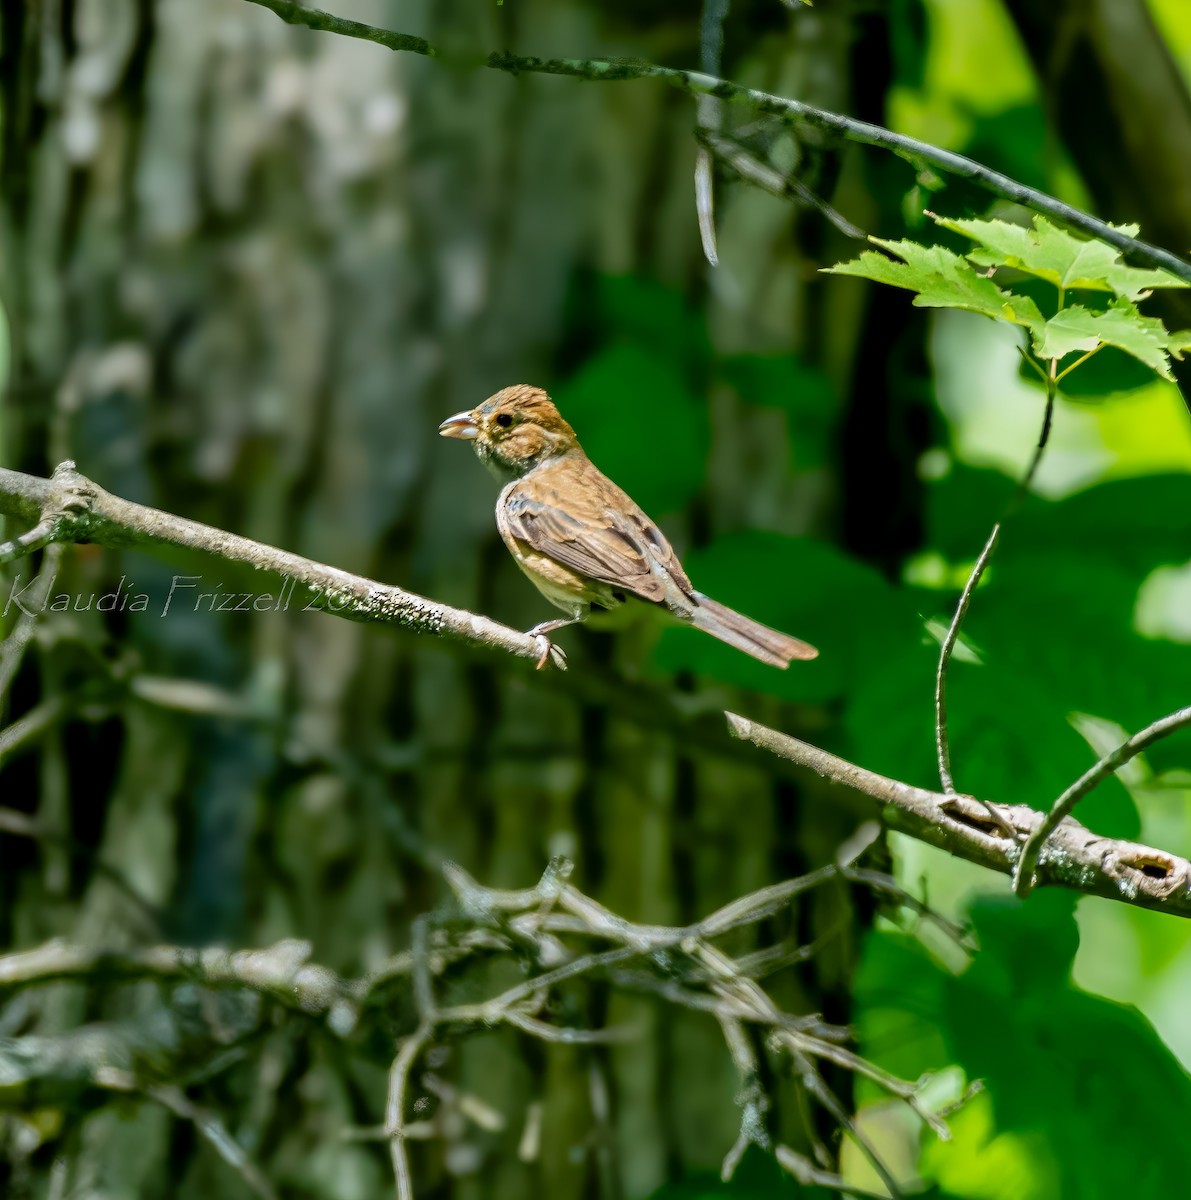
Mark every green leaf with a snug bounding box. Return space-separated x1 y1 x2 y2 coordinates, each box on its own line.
555 341 708 515
934 214 1190 300
719 355 836 469
942 898 1191 1197
929 470 1191 576
859 898 1191 1200
1033 301 1175 379
647 1147 798 1197
824 240 1045 334
654 532 924 704
590 274 709 364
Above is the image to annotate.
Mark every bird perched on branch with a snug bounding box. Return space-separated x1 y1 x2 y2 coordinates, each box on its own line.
439 384 819 670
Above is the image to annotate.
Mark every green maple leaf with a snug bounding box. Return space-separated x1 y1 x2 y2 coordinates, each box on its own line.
828 219 1186 383
1033 301 1176 379
934 214 1189 301
825 240 1044 333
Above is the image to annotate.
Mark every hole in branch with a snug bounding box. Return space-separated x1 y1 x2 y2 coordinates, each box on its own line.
1119 854 1172 880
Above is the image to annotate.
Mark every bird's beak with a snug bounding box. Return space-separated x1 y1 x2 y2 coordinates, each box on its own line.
438 411 479 440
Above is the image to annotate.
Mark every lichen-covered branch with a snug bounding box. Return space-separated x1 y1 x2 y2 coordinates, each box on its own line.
726 713 1191 918
242 0 1191 284
0 461 558 669
1013 704 1191 897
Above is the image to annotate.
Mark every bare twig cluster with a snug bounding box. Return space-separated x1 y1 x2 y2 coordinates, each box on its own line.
0 858 968 1199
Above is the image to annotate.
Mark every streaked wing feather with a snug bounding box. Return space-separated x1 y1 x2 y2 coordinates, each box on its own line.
501 467 691 605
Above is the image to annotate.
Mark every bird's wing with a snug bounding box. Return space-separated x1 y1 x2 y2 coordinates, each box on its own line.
500 461 694 607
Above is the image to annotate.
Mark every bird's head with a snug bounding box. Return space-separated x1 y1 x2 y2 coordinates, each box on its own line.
439 385 579 479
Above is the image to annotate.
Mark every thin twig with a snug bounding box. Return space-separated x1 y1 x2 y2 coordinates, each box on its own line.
935 377 1057 795
0 696 70 764
386 1023 433 1200
782 1041 904 1197
718 1013 768 1181
410 915 437 1023
0 517 57 563
694 0 730 266
0 543 64 699
700 129 869 240
86 1065 276 1200
240 0 1191 282
502 1009 632 1044
775 1144 892 1199
840 865 972 949
784 1028 949 1139
934 522 1001 795
1014 705 1191 896
143 1083 279 1200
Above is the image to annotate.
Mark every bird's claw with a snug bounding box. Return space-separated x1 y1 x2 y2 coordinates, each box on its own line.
531 633 567 671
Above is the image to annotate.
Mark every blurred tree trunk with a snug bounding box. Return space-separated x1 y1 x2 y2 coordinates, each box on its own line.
0 1 886 1196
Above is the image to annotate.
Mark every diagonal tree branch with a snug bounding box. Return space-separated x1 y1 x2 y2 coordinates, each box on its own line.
0 463 817 791
4 462 1191 919
241 0 1191 283
0 461 559 669
725 712 1191 918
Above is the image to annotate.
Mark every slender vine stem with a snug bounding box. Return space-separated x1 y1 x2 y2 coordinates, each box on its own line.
935 357 1058 795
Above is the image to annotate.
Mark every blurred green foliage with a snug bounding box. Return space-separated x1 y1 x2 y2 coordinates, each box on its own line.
538 242 1191 1198
543 229 1191 1183
648 1148 797 1198
859 892 1191 1195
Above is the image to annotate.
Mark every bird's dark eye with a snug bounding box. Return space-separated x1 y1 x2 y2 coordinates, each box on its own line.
495 413 513 428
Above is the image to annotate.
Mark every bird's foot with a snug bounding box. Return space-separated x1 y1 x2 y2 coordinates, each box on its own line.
528 624 569 671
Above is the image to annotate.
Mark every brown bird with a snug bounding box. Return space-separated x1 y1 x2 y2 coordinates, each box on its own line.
439 384 819 670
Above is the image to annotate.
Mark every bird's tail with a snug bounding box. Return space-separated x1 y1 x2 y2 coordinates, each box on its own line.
690 594 818 669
